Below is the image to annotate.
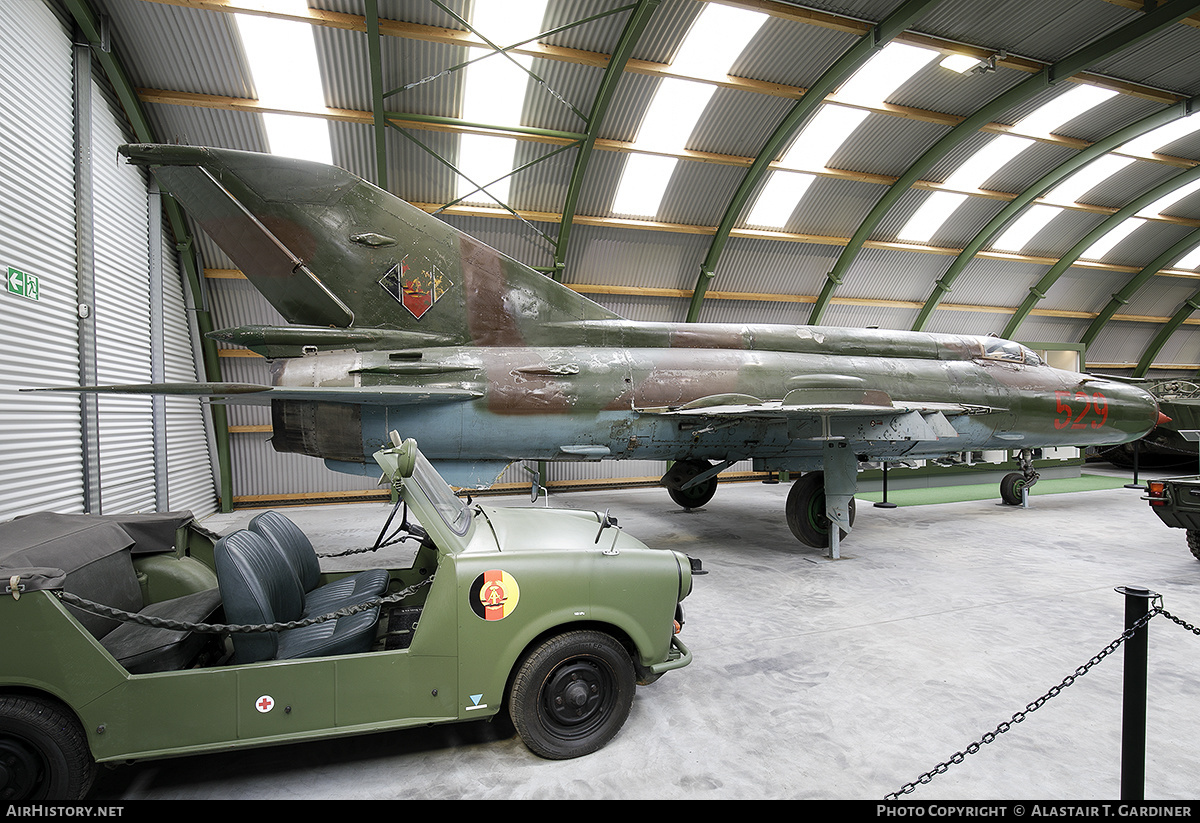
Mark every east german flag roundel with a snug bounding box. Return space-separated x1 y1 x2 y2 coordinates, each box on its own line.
470 569 520 620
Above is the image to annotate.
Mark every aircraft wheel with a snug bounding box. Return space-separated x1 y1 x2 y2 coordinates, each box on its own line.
786 472 854 548
0 695 95 801
663 460 717 509
509 630 635 760
1000 472 1028 506
1186 529 1200 562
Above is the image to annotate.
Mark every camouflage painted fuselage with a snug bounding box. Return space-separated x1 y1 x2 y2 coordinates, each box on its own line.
262 322 1156 485
118 144 1160 489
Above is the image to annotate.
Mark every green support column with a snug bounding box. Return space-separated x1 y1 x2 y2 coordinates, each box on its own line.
912 93 1200 332
365 0 388 188
686 0 944 323
809 0 1200 327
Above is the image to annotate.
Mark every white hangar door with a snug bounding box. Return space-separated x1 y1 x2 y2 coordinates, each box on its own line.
0 4 83 520
88 80 216 517
0 1 215 521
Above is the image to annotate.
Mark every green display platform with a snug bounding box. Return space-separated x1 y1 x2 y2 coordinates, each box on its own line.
854 473 1131 507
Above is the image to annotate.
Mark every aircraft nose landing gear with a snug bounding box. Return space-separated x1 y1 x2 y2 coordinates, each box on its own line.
1000 449 1039 506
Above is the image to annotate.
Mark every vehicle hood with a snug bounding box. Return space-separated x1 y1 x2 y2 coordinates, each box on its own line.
473 505 650 554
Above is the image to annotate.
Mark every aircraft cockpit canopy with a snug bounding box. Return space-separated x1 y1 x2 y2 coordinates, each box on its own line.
982 339 1043 366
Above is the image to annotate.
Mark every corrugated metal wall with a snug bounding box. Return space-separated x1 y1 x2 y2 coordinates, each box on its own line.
0 2 84 518
0 0 215 521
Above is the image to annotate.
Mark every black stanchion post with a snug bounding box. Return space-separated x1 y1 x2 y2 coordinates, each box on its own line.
1116 586 1156 802
1124 441 1145 490
875 461 897 509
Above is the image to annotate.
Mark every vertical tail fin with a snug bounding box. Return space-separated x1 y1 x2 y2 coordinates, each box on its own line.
119 144 620 346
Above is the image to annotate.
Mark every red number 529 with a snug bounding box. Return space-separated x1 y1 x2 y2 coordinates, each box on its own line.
1054 390 1108 430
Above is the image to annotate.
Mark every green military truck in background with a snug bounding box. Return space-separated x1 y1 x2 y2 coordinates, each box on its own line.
1146 475 1200 560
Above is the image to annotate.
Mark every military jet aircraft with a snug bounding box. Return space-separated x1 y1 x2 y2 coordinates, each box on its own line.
63 145 1166 552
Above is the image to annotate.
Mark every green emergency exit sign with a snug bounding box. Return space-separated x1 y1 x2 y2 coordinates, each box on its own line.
6 267 39 302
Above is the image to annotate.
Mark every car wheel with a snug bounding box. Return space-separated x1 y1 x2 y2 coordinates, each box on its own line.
1187 529 1200 562
0 695 95 801
509 630 635 759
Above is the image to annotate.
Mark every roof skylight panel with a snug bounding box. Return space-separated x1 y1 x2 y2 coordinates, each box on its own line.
1120 112 1200 158
1137 177 1200 218
610 5 767 217
1010 84 1118 139
971 85 1121 253
747 42 938 229
1079 217 1146 261
234 5 332 165
455 0 549 206
991 204 1062 253
898 136 1036 243
745 171 816 228
832 42 939 107
1041 155 1137 206
1174 244 1200 270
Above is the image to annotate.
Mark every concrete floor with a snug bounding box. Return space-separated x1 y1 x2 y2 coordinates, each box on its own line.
91 469 1200 800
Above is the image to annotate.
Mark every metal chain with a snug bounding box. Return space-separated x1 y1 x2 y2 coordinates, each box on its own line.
1158 607 1200 636
885 606 1164 800
56 575 433 635
315 531 423 559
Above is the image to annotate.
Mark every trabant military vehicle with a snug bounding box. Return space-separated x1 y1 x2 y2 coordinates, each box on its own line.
0 438 697 800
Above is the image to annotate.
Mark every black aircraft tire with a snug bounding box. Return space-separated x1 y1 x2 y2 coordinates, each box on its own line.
1000 472 1027 506
0 695 95 802
1187 529 1200 562
786 472 854 548
509 630 636 760
667 477 718 509
663 460 718 509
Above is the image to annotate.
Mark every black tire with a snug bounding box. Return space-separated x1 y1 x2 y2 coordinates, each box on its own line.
663 459 717 509
666 477 717 509
786 472 855 548
0 695 95 801
1187 529 1200 562
509 630 636 760
1000 472 1027 506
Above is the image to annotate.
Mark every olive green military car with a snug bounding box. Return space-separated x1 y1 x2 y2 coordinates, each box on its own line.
0 438 697 800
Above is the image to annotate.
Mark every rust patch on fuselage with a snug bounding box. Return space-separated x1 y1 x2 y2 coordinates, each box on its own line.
460 236 526 348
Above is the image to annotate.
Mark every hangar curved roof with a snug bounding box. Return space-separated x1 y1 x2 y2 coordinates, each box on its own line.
73 0 1200 374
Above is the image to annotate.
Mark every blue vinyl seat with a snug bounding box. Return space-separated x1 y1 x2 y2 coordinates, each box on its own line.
248 510 390 616
213 529 379 664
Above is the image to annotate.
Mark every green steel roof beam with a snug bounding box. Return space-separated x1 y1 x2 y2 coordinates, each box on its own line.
808 0 1200 327
1080 226 1200 350
1133 291 1200 376
63 0 233 512
365 0 387 188
912 93 1200 333
1002 159 1200 339
554 0 661 282
685 0 945 323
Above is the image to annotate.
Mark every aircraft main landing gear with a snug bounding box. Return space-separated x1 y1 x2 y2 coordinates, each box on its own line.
785 471 856 549
662 459 719 509
1000 449 1039 506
